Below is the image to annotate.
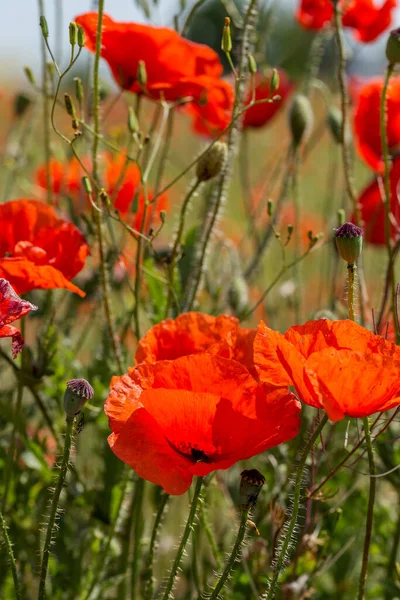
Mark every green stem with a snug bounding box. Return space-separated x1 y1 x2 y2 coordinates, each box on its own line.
2 384 23 512
38 0 52 204
265 413 328 599
161 477 203 600
199 501 222 571
38 417 75 600
131 479 145 600
204 510 249 600
347 263 356 322
291 149 302 323
144 492 170 600
387 492 400 582
380 62 400 343
91 0 123 372
0 508 22 600
357 418 376 600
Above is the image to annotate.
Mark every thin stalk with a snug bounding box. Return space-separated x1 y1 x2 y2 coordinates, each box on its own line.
2 384 23 512
347 263 356 322
291 149 302 323
203 509 249 600
0 509 22 600
131 479 145 600
387 493 400 582
38 417 75 600
380 62 400 343
161 477 204 600
265 414 328 599
91 0 123 372
357 418 376 600
144 492 170 600
38 0 52 204
199 501 222 571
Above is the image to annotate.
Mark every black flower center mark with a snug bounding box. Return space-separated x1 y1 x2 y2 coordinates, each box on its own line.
165 438 211 463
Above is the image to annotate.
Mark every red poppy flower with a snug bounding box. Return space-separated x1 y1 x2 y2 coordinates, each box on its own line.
353 156 400 244
353 75 400 173
0 278 37 357
242 70 293 129
254 319 400 421
75 13 234 132
0 200 89 297
135 311 257 376
105 353 301 494
297 0 396 42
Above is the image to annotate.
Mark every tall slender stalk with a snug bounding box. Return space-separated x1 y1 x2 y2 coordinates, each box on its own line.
38 0 52 204
2 384 22 512
144 492 170 600
161 477 203 600
0 509 22 600
131 479 145 600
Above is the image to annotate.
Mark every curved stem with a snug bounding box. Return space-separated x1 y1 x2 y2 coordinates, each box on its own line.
357 417 376 600
0 508 21 600
265 413 328 599
380 62 400 343
204 509 249 600
144 492 170 600
38 417 75 600
161 477 203 600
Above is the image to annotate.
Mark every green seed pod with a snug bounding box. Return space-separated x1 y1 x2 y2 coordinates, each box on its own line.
196 142 227 182
270 68 280 94
248 54 257 76
239 469 266 510
335 222 363 265
39 15 49 38
63 379 94 420
288 94 314 147
77 25 85 48
386 27 400 65
69 21 77 47
221 17 232 54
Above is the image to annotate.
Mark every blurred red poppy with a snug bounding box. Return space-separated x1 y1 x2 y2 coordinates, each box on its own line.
105 353 301 494
0 278 37 357
0 200 89 297
353 75 400 173
353 156 400 244
75 13 234 133
36 155 168 233
297 0 395 42
254 319 400 421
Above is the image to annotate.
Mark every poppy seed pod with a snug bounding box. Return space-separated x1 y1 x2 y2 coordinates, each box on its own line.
239 469 266 510
288 94 314 147
335 222 363 265
63 378 94 420
196 142 228 182
386 28 400 65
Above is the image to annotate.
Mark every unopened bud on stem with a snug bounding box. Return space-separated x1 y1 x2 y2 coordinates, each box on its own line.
335 222 363 265
239 469 265 510
63 378 94 420
288 94 314 147
196 142 227 182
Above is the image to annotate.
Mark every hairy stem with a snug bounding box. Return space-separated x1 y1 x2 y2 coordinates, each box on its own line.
0 508 21 600
144 492 170 600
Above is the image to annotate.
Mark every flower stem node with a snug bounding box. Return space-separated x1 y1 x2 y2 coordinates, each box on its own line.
239 469 266 510
288 94 314 147
63 378 94 420
335 222 363 265
386 28 400 65
196 142 228 182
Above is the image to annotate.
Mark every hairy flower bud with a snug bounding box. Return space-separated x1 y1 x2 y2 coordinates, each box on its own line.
196 142 227 182
335 222 363 265
386 27 400 65
288 94 314 147
239 469 266 510
77 25 85 48
63 378 94 419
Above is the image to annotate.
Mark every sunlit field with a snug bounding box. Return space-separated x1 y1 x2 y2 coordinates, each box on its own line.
1 1 400 599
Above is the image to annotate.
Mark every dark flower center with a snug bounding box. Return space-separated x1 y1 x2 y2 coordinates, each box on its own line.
166 438 211 463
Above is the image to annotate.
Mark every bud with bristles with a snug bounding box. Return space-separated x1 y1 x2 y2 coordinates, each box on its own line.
239 469 266 510
196 142 227 182
386 27 400 65
63 378 94 420
24 67 36 86
248 54 257 75
74 77 84 103
40 15 49 38
270 68 280 93
335 222 363 265
69 22 77 47
221 17 232 54
137 60 147 88
77 25 85 48
288 94 314 147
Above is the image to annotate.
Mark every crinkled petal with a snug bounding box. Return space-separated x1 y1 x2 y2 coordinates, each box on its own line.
0 258 85 297
0 278 37 327
0 324 24 358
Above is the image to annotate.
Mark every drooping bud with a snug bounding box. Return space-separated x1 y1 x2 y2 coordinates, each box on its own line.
39 15 49 38
63 378 94 420
335 222 363 265
196 142 228 182
239 469 266 510
270 68 280 94
288 94 314 147
14 93 32 118
137 60 147 88
77 25 85 48
221 17 232 54
386 27 400 65
248 54 257 76
69 21 77 47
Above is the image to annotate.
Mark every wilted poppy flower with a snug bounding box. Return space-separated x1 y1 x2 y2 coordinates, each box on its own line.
0 278 37 357
135 311 257 376
105 353 301 494
254 319 400 421
297 0 396 43
353 75 400 173
0 200 89 297
353 156 400 244
75 13 234 133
